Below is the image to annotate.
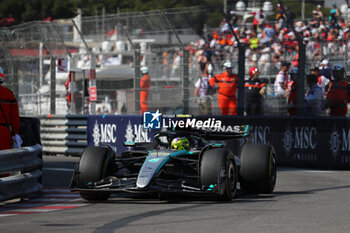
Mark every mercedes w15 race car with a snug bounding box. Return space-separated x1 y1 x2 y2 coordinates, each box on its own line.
70 125 277 201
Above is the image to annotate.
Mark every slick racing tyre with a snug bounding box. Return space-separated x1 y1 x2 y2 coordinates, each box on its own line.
200 148 237 201
239 144 277 194
77 146 114 201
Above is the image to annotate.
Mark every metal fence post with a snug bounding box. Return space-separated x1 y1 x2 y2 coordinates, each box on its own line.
134 44 141 114
69 71 76 114
89 65 96 115
50 56 56 114
297 42 306 116
11 60 18 100
237 44 245 116
182 49 190 114
221 9 245 116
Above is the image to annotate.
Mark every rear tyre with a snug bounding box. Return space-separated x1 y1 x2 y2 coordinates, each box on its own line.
77 146 114 201
239 144 277 194
200 148 237 201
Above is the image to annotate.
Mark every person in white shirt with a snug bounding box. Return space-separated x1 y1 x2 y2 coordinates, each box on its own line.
311 66 329 93
304 74 324 116
274 61 290 97
274 61 291 114
193 65 212 115
319 58 332 80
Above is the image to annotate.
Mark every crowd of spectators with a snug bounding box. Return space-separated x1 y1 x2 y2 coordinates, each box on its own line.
187 3 350 116
190 3 350 75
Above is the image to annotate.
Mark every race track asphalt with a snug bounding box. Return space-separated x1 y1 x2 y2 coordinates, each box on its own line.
0 156 349 233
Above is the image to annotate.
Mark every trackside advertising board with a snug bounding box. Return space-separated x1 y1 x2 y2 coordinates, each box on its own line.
87 113 350 169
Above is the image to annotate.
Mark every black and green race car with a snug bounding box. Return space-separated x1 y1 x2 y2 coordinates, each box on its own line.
70 125 277 201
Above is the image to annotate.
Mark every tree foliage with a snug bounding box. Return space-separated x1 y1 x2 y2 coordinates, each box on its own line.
0 0 329 25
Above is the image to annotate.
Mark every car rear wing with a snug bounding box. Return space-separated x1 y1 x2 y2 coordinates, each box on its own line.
200 125 252 140
123 125 252 148
169 124 252 140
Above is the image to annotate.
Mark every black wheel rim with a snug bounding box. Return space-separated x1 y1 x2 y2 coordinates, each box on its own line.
270 154 277 186
228 162 236 194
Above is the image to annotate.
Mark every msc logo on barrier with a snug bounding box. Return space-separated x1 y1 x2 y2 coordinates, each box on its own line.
92 120 117 146
329 127 350 162
143 110 162 129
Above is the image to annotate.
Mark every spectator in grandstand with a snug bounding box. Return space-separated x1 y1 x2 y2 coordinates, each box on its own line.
0 66 21 150
196 49 208 72
274 61 290 114
315 5 324 22
274 61 290 97
257 46 271 74
287 68 298 116
304 74 325 116
193 64 212 115
229 10 238 27
310 10 320 28
263 23 275 40
257 9 267 30
197 36 206 49
259 29 270 45
244 67 266 115
285 6 296 27
162 52 169 78
248 30 260 50
330 3 340 18
219 18 230 34
251 12 259 32
209 62 238 115
209 31 221 50
140 66 151 114
276 3 295 30
329 13 339 29
319 58 332 80
311 66 329 94
325 64 350 116
170 50 181 76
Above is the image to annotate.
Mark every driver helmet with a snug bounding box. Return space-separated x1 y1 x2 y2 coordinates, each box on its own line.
171 137 190 150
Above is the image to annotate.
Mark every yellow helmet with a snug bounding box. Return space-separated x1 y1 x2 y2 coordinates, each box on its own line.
171 137 190 150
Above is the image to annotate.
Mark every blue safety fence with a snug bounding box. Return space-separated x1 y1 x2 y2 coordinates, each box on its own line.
87 115 350 169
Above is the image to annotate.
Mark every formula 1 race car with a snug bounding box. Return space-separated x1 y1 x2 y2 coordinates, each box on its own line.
70 125 277 201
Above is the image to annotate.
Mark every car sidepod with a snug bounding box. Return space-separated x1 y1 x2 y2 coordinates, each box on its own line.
136 150 176 188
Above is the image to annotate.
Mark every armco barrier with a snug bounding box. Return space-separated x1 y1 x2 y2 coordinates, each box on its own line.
0 144 43 202
39 115 88 156
87 115 350 169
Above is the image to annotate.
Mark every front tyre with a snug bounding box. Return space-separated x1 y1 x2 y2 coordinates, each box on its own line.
239 144 277 194
200 148 237 201
77 146 114 201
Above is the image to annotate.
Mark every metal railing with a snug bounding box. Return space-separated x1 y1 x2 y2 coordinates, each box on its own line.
0 144 43 202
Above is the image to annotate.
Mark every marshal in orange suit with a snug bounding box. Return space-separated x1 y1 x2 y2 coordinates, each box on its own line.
140 66 151 114
209 62 238 115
